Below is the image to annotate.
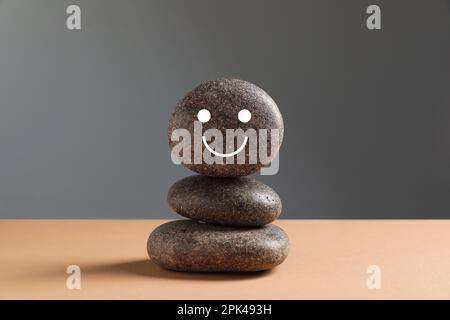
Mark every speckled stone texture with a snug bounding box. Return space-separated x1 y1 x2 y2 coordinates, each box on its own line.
148 220 289 272
168 175 282 227
168 78 284 177
149 78 289 273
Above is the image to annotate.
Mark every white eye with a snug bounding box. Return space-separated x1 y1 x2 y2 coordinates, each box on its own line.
238 109 251 123
197 109 211 123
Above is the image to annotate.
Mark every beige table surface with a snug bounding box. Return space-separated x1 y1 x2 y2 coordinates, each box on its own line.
0 220 450 300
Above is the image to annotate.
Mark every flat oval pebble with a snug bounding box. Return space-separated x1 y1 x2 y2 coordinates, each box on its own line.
148 220 289 272
168 78 284 177
168 175 282 227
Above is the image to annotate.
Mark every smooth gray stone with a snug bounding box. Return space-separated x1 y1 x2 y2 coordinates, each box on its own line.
168 78 284 177
147 220 289 272
168 175 282 227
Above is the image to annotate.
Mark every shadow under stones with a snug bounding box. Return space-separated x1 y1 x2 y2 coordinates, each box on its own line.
83 259 275 281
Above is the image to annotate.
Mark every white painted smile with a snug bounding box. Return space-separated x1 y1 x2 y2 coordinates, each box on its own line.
202 136 248 158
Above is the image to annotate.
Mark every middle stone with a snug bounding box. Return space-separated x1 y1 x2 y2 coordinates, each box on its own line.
168 175 282 227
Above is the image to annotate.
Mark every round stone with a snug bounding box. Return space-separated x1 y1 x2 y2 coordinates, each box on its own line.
168 78 284 177
168 175 282 227
148 220 289 272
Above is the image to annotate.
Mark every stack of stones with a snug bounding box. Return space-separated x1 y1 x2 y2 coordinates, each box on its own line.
147 78 289 272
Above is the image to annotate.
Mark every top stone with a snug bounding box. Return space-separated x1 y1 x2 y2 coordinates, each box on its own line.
168 78 284 177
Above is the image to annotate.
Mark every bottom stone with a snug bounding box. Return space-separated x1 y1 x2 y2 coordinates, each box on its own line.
147 220 289 272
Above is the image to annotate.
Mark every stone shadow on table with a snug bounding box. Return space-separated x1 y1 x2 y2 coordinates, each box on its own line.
84 259 275 281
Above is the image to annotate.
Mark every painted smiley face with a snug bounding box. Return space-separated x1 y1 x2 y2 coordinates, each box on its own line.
197 108 251 157
168 78 284 177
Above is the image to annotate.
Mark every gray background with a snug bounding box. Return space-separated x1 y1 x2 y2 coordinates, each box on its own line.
0 0 449 219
